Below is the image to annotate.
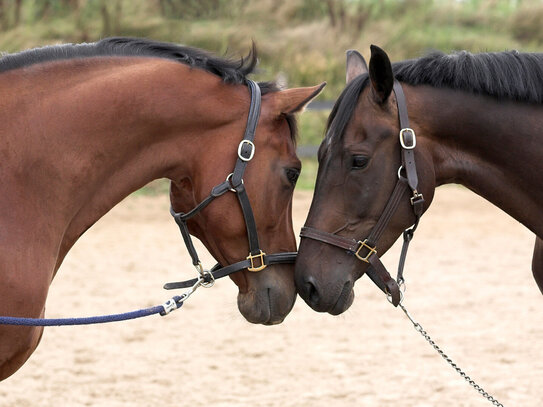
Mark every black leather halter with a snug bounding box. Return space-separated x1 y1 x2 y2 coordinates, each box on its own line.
299 80 425 306
164 80 297 290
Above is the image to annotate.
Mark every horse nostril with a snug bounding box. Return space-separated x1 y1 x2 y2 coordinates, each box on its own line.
305 277 320 306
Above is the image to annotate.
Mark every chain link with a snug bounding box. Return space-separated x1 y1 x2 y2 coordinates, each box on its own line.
398 302 504 406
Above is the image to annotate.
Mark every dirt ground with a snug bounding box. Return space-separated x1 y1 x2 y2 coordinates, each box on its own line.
1 186 542 407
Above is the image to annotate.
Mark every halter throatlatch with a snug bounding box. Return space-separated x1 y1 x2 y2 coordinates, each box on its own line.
164 80 297 290
300 80 425 306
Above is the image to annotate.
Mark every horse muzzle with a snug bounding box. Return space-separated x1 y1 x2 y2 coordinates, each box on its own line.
236 265 296 325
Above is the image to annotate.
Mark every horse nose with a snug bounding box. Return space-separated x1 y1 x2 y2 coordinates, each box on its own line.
306 276 320 306
298 275 323 310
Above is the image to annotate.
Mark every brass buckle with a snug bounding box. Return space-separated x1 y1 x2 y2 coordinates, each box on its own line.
355 239 377 263
247 250 267 272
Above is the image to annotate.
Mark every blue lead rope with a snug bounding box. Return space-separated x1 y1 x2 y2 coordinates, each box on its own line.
0 295 185 326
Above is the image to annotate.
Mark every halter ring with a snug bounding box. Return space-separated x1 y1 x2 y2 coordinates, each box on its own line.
397 166 406 180
386 288 404 305
226 173 244 192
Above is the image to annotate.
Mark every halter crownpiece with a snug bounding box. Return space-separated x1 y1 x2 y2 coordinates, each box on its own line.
164 80 297 290
300 80 425 306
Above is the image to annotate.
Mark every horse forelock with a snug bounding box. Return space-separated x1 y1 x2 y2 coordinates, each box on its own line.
325 74 369 149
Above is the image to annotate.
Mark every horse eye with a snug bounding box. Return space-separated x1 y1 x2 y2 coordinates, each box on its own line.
351 155 369 170
285 168 300 185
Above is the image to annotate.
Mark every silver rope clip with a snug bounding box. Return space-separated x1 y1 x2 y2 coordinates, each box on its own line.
160 298 178 316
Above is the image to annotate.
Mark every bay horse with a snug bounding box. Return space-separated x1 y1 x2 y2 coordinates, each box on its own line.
0 37 324 380
295 44 543 314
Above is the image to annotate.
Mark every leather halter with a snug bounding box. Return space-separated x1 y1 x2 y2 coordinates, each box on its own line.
164 80 296 290
299 80 425 306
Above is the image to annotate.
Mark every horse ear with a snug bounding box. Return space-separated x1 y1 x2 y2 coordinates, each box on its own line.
346 49 368 83
369 45 394 104
273 82 326 114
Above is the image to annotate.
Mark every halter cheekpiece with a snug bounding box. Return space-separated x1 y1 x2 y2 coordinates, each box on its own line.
300 80 425 306
164 80 297 290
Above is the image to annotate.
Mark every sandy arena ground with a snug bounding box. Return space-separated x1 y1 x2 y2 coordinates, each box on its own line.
1 186 542 406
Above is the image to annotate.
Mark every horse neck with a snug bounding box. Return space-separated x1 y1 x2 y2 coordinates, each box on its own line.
408 85 543 236
0 58 248 265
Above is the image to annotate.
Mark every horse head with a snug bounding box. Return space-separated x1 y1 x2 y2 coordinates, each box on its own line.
170 80 325 324
295 46 435 314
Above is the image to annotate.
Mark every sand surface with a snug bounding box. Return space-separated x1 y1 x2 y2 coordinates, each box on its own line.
1 186 542 406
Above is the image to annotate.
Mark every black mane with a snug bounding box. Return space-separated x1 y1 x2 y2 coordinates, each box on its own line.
0 37 256 84
326 50 543 143
393 50 543 104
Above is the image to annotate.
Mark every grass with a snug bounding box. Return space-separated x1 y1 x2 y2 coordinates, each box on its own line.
4 0 541 101
298 158 319 190
2 0 542 194
298 109 329 146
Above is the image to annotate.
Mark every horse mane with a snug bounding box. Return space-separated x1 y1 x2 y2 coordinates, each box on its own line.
393 50 543 104
0 37 257 84
326 49 543 144
0 37 297 140
324 74 369 145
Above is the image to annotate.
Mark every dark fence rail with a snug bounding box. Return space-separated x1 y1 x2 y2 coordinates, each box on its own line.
307 100 334 111
297 145 319 158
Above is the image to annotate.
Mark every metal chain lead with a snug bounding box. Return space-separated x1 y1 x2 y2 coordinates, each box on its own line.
398 301 504 406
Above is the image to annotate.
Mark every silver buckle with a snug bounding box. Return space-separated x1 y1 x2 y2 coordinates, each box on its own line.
238 140 255 162
399 128 416 150
410 191 424 206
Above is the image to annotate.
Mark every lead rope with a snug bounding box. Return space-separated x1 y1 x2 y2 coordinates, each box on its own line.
0 276 205 326
389 283 504 406
393 79 503 406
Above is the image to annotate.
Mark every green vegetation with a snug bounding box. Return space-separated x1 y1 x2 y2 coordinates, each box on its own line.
1 0 542 190
298 109 328 146
2 0 542 99
298 158 320 190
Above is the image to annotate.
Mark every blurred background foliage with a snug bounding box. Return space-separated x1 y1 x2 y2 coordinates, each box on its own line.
0 0 541 189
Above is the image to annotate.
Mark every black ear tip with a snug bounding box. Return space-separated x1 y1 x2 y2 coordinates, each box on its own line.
370 44 386 56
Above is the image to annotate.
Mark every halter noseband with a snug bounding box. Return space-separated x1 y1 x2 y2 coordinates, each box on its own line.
299 80 425 306
164 80 297 290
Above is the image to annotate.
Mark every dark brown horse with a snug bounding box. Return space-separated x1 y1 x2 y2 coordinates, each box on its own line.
295 44 543 314
0 37 324 380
